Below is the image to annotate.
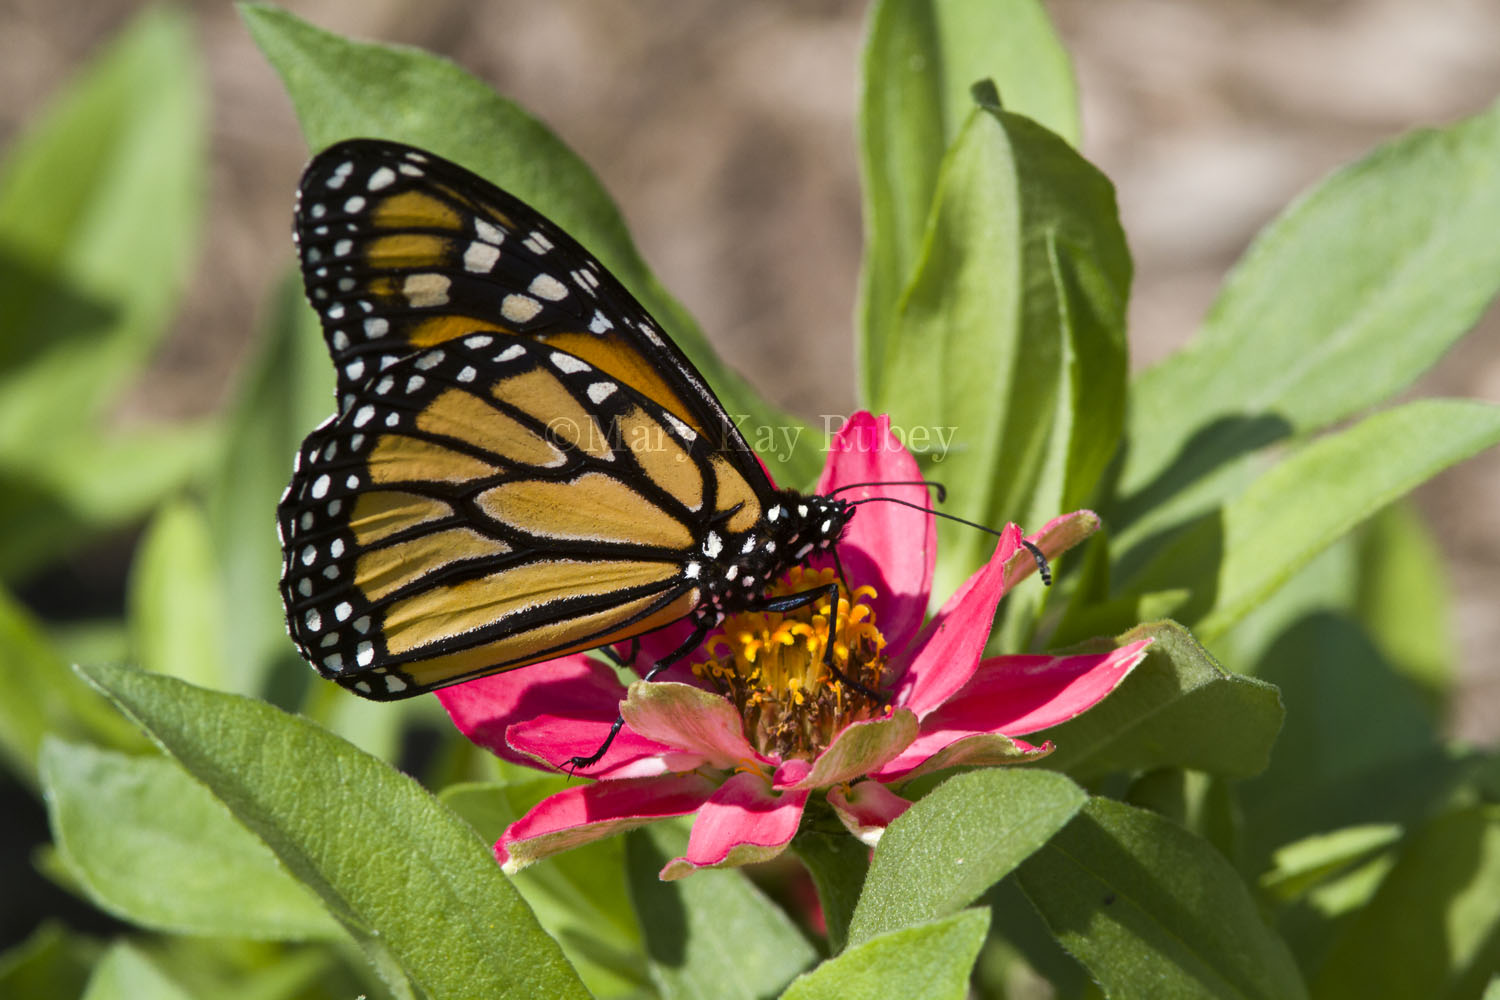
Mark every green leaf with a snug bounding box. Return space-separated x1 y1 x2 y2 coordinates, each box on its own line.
81 943 192 1000
875 103 1129 594
1236 611 1454 874
40 738 340 941
0 586 143 786
791 830 870 955
127 499 228 691
1313 805 1500 1000
781 910 990 1000
1354 501 1455 707
206 274 334 697
0 421 220 582
443 780 649 1000
241 4 816 485
1259 824 1404 902
847 768 1084 946
1120 400 1500 641
626 822 817 1000
1017 797 1308 1000
857 0 1079 397
76 662 590 1000
1035 621 1283 780
0 7 203 451
1120 94 1500 507
0 923 99 1000
0 9 208 580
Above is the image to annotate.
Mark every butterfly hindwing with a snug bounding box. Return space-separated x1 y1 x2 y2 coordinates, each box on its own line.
293 139 749 461
277 333 769 698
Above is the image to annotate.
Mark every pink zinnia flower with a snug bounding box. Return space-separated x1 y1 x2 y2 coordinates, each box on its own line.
440 412 1150 879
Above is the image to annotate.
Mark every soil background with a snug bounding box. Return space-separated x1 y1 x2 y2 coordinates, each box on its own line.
3 0 1497 739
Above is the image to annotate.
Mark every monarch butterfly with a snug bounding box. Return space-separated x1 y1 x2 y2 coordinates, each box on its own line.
276 139 862 743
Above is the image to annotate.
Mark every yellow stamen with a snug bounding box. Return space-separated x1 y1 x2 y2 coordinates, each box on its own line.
691 566 890 760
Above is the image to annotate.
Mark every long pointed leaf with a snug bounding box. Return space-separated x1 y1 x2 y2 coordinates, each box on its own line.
76 663 590 1000
876 103 1129 592
1017 797 1307 1000
1120 95 1500 514
857 0 1079 397
1121 399 1500 641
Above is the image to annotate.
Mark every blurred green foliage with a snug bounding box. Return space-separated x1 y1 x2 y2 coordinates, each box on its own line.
0 3 1497 998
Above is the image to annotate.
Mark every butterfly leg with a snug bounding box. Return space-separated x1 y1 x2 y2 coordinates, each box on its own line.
598 637 642 670
566 618 714 772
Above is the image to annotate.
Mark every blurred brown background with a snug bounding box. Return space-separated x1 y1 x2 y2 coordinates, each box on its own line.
2 0 1497 738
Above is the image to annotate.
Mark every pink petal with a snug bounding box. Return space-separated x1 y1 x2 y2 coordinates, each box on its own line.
772 757 812 786
620 681 765 770
660 772 809 879
773 709 919 790
506 711 691 779
437 654 624 767
893 527 1024 718
814 412 937 652
498 773 717 873
872 731 1053 783
1027 509 1101 561
921 639 1153 737
827 780 912 845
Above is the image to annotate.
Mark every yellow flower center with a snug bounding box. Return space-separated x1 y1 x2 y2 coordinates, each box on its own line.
692 566 890 760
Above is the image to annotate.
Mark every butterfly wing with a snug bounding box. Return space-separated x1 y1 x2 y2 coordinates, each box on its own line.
282 138 790 697
278 333 765 698
294 138 754 463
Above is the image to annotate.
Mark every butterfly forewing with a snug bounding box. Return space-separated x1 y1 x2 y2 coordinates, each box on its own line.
293 139 748 458
277 332 770 697
282 139 851 701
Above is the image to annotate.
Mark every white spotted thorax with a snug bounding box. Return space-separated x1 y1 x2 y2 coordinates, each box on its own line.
689 492 854 618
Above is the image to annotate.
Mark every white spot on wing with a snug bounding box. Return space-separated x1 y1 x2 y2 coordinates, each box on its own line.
501 294 542 323
663 413 697 442
474 218 504 244
528 273 567 300
402 273 451 308
587 381 616 403
550 352 589 374
367 166 396 190
464 241 500 273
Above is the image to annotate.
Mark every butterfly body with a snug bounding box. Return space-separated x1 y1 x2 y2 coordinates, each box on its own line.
277 139 852 699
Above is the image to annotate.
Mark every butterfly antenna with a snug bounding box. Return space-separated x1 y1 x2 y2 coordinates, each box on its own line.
829 479 947 502
844 496 1053 585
